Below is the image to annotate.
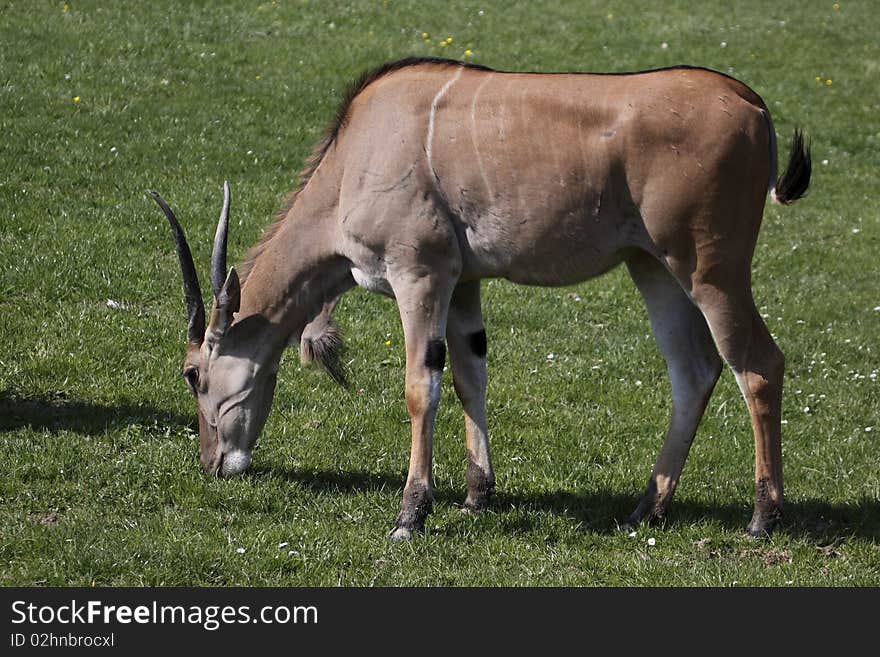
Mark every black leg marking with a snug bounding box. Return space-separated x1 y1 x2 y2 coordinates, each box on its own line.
424 339 446 371
469 329 487 358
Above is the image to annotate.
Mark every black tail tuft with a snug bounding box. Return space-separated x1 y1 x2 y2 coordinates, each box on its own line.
775 128 811 205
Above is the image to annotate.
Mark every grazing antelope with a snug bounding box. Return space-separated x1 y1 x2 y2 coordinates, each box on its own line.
150 57 810 540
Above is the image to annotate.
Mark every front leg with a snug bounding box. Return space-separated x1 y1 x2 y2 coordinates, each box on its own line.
389 272 456 541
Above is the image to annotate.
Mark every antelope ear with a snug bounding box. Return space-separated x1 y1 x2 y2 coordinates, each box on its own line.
207 267 240 338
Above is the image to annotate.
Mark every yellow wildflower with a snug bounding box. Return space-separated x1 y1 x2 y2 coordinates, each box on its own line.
832 3 840 9
825 78 833 86
463 49 473 58
421 32 429 39
63 4 70 11
384 339 392 346
72 95 80 104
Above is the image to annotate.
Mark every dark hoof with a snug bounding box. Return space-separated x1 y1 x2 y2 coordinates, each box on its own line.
624 485 666 531
461 487 494 514
390 482 432 541
746 506 782 539
389 526 413 541
621 511 664 533
619 516 639 533
389 517 425 541
465 460 495 514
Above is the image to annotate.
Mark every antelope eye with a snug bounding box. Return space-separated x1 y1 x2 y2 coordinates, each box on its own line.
182 367 200 393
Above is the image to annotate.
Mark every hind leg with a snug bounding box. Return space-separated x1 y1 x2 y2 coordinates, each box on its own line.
446 281 495 511
691 281 785 537
624 251 723 528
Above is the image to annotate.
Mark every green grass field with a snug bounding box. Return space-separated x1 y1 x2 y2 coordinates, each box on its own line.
1 0 877 586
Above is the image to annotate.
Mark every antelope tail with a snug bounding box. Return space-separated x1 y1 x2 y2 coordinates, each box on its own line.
767 120 812 205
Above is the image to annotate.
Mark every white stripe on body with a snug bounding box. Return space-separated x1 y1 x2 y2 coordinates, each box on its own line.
426 67 464 177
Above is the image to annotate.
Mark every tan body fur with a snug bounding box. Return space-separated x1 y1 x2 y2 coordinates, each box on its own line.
154 58 810 539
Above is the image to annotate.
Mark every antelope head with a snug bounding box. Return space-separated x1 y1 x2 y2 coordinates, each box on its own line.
150 183 277 478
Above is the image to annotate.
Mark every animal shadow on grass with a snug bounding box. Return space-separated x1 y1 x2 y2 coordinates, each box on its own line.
251 463 497 512
491 489 880 543
632 494 880 543
0 390 193 436
251 464 404 496
252 464 880 543
6 390 874 544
